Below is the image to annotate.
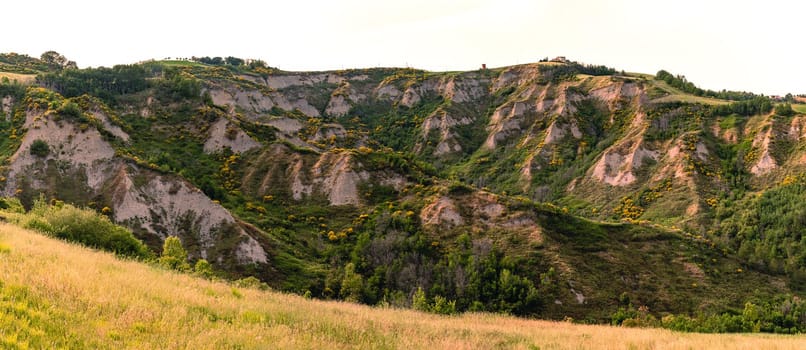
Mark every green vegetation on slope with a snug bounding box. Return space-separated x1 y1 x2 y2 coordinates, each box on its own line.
0 197 151 259
2 224 806 349
311 189 799 324
715 175 806 281
655 70 761 101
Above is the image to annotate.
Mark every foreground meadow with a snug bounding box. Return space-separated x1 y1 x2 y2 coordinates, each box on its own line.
0 223 803 349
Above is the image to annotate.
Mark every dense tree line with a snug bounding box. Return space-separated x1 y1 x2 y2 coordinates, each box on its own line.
539 62 618 83
37 65 149 102
193 56 226 65
35 64 203 104
656 70 761 101
774 103 795 116
707 97 773 117
190 56 268 70
152 67 202 101
613 295 806 334
577 63 619 76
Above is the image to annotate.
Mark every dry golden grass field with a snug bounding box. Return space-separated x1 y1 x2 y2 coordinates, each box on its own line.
1 223 804 349
0 72 36 84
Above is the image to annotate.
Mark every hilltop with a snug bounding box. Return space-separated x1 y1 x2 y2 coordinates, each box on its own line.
1 52 806 324
1 224 803 349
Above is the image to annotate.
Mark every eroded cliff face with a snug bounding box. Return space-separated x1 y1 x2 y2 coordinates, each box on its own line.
420 190 539 241
203 117 261 154
240 144 411 206
5 109 116 193
1 60 801 288
185 63 799 229
3 106 267 266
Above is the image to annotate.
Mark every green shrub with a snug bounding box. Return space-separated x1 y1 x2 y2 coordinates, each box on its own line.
21 200 151 259
447 181 474 196
0 197 25 213
193 259 214 279
340 263 363 302
613 305 658 328
233 276 269 290
158 236 190 271
774 103 795 117
30 139 49 157
611 305 639 326
661 314 697 332
431 295 457 315
412 287 428 311
22 217 54 233
56 101 82 119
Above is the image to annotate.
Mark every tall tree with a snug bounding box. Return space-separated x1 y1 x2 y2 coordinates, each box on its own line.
40 50 76 69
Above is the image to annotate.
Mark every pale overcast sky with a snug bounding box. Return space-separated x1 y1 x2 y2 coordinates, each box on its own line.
3 0 804 94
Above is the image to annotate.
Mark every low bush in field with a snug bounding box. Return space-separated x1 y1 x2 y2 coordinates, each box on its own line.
158 236 190 271
12 198 152 259
0 197 222 281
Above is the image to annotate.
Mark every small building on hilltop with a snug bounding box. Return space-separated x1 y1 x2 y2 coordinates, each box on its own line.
551 56 568 63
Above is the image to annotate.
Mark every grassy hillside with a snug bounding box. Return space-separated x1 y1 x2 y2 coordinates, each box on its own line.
1 224 804 349
648 79 731 105
0 72 35 84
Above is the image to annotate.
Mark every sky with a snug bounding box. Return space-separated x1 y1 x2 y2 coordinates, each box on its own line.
2 0 804 95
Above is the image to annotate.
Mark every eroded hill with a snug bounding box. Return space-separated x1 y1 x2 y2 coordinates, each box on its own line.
1 53 804 320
